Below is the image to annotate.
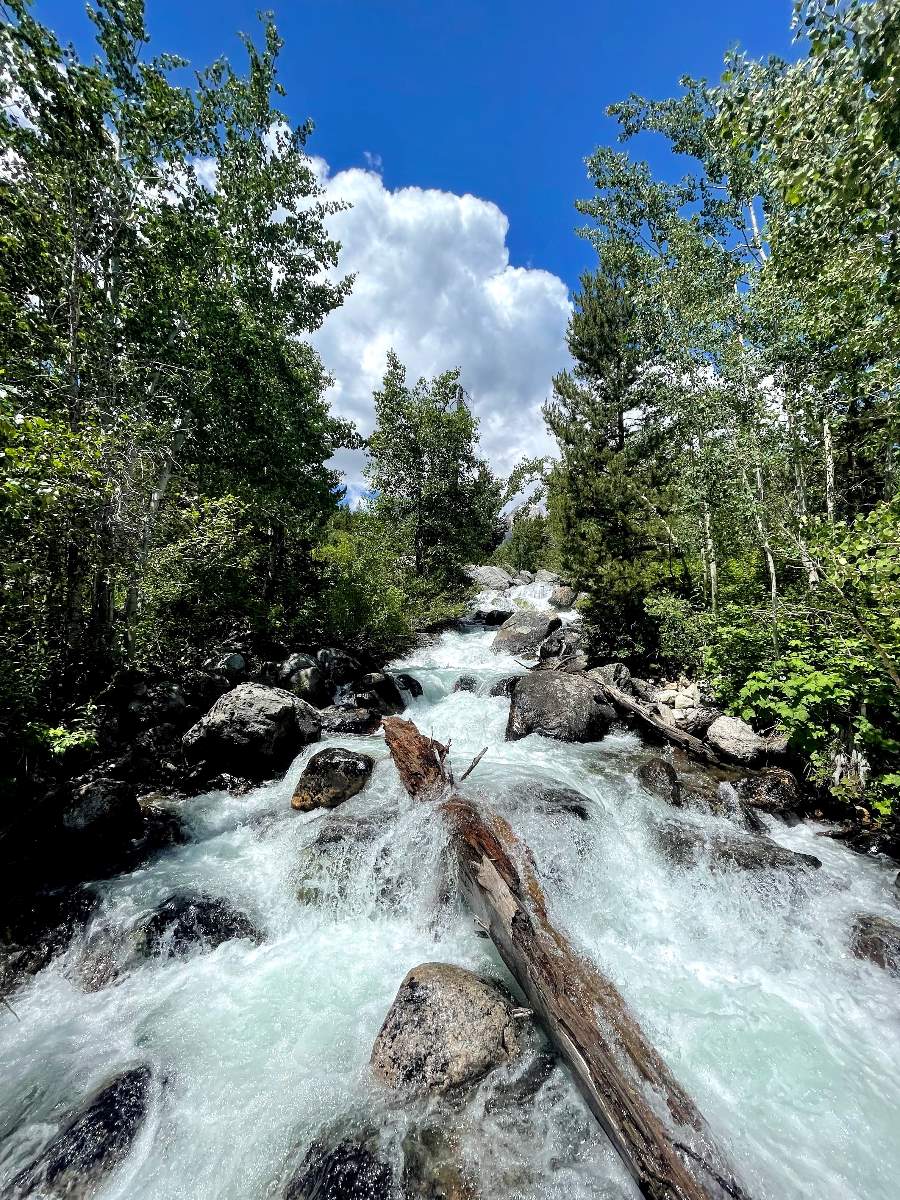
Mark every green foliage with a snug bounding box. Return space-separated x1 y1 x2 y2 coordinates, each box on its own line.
491 514 553 574
643 593 709 676
28 704 99 760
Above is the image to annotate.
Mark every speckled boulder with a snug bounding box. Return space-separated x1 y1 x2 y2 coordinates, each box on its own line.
851 913 900 975
291 748 374 813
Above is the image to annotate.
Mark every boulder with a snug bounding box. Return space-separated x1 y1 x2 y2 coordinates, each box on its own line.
638 758 681 806
8 1067 153 1198
506 671 612 743
464 564 513 591
215 652 246 677
319 706 382 736
534 569 560 584
371 962 520 1096
705 715 770 766
517 570 534 584
736 768 801 814
491 611 562 658
287 665 332 708
588 662 632 692
394 673 423 698
182 683 320 780
654 820 821 875
284 1127 393 1200
472 606 514 626
850 914 900 975
669 706 721 738
488 676 517 698
291 748 374 813
316 648 363 686
279 652 317 682
62 774 140 838
347 673 405 715
135 892 262 959
528 785 591 821
452 675 478 694
537 627 588 672
548 585 577 610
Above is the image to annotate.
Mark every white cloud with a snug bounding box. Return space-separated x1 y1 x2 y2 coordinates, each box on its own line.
309 158 572 485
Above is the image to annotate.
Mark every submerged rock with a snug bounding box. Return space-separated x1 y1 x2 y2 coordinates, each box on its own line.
506 671 612 743
851 913 900 975
8 1066 153 1198
527 785 591 821
135 892 262 959
371 962 520 1096
291 748 374 813
284 1126 393 1200
491 611 561 659
182 683 321 780
654 819 821 875
638 758 681 806
452 675 478 694
736 768 801 815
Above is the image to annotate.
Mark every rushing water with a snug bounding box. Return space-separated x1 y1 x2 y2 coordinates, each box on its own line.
1 583 899 1199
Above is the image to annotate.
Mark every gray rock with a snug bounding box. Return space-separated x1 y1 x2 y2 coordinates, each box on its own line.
850 914 900 974
284 1125 392 1200
672 706 721 737
452 675 478 694
371 962 520 1096
706 715 770 766
464 564 514 591
534 569 560 584
393 673 423 698
215 652 246 676
286 665 332 708
588 662 632 691
538 627 587 672
491 611 562 658
348 672 404 715
8 1067 153 1198
548 585 577 610
517 570 534 584
316 647 363 685
654 820 821 874
291 748 374 813
279 652 317 682
488 676 518 698
319 706 382 736
182 682 321 779
506 671 612 743
527 785 591 821
736 768 801 814
638 758 681 805
135 892 262 958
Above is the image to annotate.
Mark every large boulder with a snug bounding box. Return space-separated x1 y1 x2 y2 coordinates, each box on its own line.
472 606 514 626
851 914 900 975
371 962 520 1096
537 626 588 673
319 706 382 736
534 569 560 584
654 820 821 875
491 611 561 658
705 715 771 766
736 768 801 815
316 648 363 686
347 673 404 715
8 1067 153 1198
548 585 576 610
291 748 374 813
464 564 513 591
135 892 262 959
506 671 612 743
182 683 320 779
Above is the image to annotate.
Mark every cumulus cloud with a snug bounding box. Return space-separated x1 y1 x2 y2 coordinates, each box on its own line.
308 158 572 486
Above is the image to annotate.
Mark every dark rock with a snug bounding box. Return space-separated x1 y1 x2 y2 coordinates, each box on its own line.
452 675 478 694
215 652 247 677
0 886 98 996
287 665 332 708
348 673 404 715
319 706 382 736
506 671 611 743
491 611 562 659
472 607 514 626
528 785 591 821
62 774 140 838
587 662 632 691
851 914 900 975
8 1066 153 1198
537 627 587 672
638 758 681 806
284 1126 393 1200
279 652 318 681
488 676 517 698
182 683 321 780
394 673 423 698
654 819 822 874
736 768 801 814
291 749 374 813
135 892 262 959
630 676 657 704
548 585 576 610
316 648 363 686
464 564 513 591
371 962 520 1096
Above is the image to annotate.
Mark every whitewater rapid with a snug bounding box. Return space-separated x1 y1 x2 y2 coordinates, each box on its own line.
1 587 899 1199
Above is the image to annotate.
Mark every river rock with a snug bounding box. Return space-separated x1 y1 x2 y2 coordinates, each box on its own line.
528 785 591 821
320 705 382 735
537 627 588 672
736 768 801 814
291 748 374 813
588 662 632 692
394 673 424 698
371 962 520 1096
638 758 681 805
851 914 900 974
62 774 141 839
516 570 534 584
472 606 514 626
284 1125 393 1200
654 819 821 874
506 671 612 743
182 683 321 780
488 676 518 698
316 647 363 686
347 672 405 715
135 892 262 959
491 611 561 658
464 564 513 591
8 1066 153 1198
453 675 478 693
534 569 560 584
548 585 576 610
705 715 770 766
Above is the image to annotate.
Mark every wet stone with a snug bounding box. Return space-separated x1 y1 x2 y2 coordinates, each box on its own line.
851 913 900 975
452 675 478 694
134 892 262 959
291 748 375 813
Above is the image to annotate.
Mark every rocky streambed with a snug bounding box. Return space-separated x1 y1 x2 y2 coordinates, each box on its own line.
1 575 899 1199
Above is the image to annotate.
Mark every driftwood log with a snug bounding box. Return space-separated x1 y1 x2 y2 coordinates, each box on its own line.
382 716 751 1200
593 680 726 766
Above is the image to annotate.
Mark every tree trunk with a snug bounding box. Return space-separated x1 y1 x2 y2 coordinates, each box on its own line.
823 413 835 526
381 717 752 1200
702 501 718 618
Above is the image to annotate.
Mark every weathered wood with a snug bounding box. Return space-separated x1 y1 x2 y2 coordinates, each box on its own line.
383 716 751 1200
382 716 449 799
595 681 725 766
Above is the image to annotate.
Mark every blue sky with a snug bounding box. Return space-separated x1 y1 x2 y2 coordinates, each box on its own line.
35 1 798 482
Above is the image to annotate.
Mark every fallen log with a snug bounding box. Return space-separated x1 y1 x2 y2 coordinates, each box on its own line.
381 716 751 1200
594 681 725 766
